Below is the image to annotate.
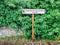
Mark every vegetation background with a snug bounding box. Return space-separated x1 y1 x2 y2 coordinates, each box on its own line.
0 0 60 40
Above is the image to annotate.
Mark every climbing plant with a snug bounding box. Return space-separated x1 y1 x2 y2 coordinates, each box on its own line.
0 0 60 40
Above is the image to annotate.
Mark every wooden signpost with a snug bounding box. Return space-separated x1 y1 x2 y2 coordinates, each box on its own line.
22 9 46 42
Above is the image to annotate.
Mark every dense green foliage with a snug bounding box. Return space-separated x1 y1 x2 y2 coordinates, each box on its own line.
0 0 60 40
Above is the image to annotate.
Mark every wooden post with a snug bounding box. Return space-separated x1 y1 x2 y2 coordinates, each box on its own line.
32 14 34 42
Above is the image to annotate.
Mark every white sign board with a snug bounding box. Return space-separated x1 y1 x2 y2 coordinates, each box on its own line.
22 9 46 14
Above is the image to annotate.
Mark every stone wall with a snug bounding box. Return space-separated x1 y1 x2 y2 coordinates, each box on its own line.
0 27 23 38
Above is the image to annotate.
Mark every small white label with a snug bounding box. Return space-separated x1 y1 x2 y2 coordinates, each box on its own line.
22 9 46 14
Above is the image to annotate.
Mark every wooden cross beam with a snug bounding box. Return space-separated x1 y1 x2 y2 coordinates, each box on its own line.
22 9 46 42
